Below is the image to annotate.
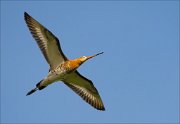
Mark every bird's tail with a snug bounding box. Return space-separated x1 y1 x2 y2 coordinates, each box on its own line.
26 80 46 96
26 87 38 96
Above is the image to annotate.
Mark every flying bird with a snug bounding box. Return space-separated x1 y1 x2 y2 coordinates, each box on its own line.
24 12 105 111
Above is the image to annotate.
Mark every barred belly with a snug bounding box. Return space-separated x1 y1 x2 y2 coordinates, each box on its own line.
41 66 67 86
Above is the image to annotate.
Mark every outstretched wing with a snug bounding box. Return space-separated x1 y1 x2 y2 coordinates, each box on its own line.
24 12 68 69
63 71 105 110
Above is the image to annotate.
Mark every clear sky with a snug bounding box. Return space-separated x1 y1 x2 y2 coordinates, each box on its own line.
1 1 179 123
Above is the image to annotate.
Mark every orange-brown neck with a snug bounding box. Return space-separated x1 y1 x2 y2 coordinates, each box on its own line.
64 59 82 72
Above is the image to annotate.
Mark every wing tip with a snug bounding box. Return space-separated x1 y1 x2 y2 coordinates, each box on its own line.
64 81 105 111
24 11 27 15
24 12 34 23
24 12 29 20
24 12 32 24
97 106 105 111
94 101 105 111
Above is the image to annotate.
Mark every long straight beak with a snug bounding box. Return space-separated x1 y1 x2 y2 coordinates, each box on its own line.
87 52 104 60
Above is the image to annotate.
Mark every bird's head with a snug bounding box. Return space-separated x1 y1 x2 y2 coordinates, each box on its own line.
78 52 104 65
69 52 104 71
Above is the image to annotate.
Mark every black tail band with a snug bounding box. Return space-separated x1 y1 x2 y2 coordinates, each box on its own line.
26 88 38 96
36 80 46 90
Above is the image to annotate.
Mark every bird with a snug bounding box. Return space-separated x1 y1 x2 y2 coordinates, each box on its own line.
24 12 105 111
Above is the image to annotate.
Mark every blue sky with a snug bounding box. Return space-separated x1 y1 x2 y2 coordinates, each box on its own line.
1 1 179 123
